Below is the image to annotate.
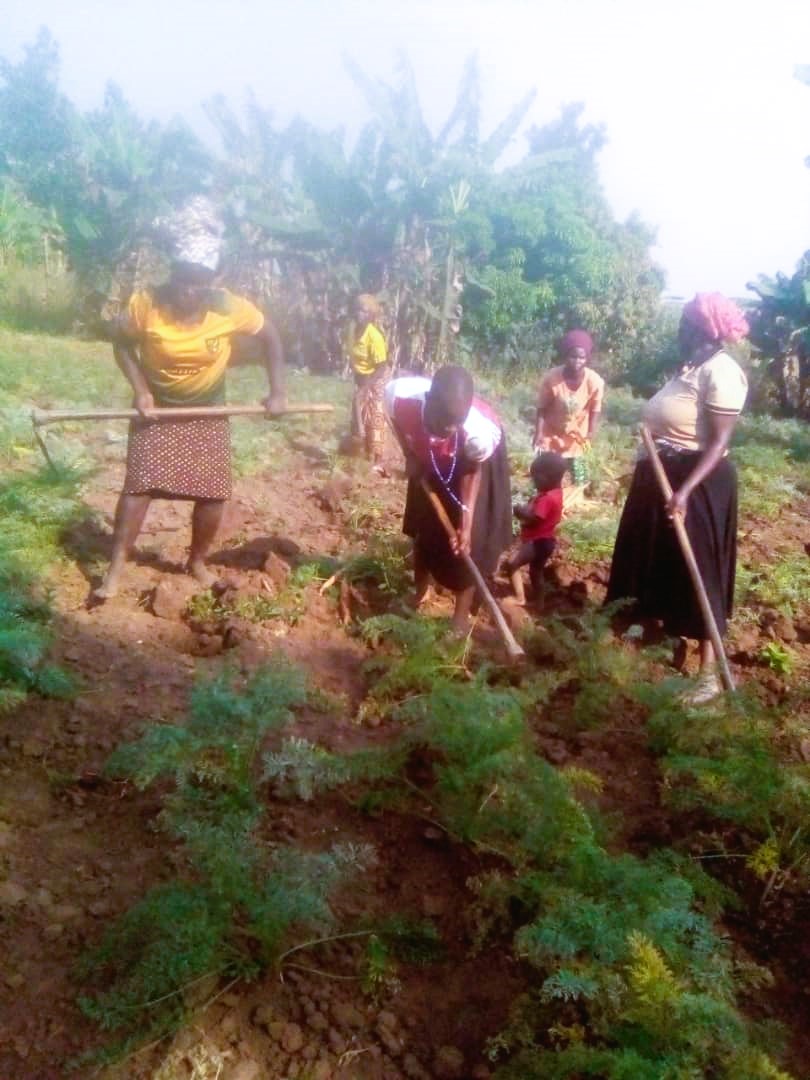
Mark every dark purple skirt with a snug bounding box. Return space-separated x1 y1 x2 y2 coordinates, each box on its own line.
403 435 513 592
606 450 738 639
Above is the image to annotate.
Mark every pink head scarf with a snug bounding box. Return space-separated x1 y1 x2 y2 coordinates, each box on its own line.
681 293 749 344
558 329 594 359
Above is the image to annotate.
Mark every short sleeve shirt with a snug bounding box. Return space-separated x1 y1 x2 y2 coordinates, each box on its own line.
520 487 564 542
644 351 748 451
351 323 387 376
383 376 502 469
122 288 265 405
536 366 605 456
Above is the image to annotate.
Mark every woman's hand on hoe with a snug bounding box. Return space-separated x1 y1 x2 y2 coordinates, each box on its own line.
451 512 472 557
134 390 156 421
667 487 690 522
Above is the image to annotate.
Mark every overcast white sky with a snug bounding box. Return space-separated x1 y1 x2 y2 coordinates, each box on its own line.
4 0 810 297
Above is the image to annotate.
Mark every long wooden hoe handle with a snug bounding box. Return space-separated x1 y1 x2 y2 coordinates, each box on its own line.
419 478 525 661
639 425 735 693
31 403 334 426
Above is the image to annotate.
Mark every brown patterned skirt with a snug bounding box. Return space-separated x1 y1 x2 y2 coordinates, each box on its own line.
123 416 231 500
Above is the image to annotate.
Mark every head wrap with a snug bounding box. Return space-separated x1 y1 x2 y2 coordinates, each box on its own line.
681 293 749 344
558 329 594 359
154 196 224 272
356 293 382 319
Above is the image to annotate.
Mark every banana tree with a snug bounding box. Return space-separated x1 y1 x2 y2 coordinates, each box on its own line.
747 257 810 418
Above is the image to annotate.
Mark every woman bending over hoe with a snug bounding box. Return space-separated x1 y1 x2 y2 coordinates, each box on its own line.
606 293 749 705
94 258 286 600
384 366 512 635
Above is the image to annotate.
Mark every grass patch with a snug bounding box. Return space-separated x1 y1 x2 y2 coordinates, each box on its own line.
559 509 619 565
737 551 810 617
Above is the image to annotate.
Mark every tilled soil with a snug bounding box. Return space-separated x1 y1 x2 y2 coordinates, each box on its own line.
1 431 809 1079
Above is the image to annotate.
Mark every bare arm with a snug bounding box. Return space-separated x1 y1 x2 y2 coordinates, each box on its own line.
533 408 546 449
454 467 482 555
254 318 286 414
112 336 155 418
514 502 539 524
587 409 601 441
668 411 739 519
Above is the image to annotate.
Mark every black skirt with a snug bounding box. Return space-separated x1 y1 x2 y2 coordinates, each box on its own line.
605 451 738 639
403 435 513 592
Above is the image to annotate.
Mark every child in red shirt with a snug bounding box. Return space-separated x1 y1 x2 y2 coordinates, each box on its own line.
504 451 566 606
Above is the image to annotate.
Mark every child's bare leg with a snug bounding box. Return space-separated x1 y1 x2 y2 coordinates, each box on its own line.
451 585 476 635
529 562 545 611
504 542 536 605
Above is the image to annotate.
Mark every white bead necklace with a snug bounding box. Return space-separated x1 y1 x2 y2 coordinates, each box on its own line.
428 430 469 514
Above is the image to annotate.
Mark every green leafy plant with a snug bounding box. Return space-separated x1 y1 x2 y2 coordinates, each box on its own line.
641 682 810 898
759 641 795 675
77 663 372 1058
264 620 792 1078
0 466 83 710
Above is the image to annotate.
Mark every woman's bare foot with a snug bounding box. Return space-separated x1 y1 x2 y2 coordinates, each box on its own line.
187 560 218 588
406 583 431 610
91 577 119 601
91 565 124 601
449 614 471 638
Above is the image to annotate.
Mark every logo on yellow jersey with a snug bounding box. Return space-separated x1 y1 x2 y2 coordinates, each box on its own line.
205 337 223 356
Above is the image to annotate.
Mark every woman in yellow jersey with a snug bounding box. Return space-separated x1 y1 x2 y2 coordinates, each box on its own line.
93 258 286 599
347 293 389 468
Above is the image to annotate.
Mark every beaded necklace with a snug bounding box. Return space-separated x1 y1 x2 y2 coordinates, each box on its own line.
427 428 469 514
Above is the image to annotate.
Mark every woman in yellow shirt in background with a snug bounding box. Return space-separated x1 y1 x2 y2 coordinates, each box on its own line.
347 293 389 469
93 257 286 600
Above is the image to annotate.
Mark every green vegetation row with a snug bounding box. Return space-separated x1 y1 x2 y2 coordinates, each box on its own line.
76 606 802 1077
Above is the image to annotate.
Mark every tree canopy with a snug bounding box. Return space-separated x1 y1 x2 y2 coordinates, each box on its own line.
0 33 670 384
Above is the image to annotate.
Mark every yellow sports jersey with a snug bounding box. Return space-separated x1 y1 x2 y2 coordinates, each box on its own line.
123 289 265 404
350 323 387 376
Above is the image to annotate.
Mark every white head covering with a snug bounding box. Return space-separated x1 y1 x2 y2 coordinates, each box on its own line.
155 196 224 271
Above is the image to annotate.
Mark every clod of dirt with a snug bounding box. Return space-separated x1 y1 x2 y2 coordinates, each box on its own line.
0 881 28 906
280 1021 305 1053
760 609 798 643
263 550 292 587
544 740 570 766
151 576 200 620
375 1011 405 1056
402 1052 431 1079
308 1011 330 1032
193 632 224 657
331 1001 366 1030
730 625 762 662
433 1044 465 1078
499 597 533 634
421 892 447 917
271 536 302 558
317 472 353 513
227 1061 262 1080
